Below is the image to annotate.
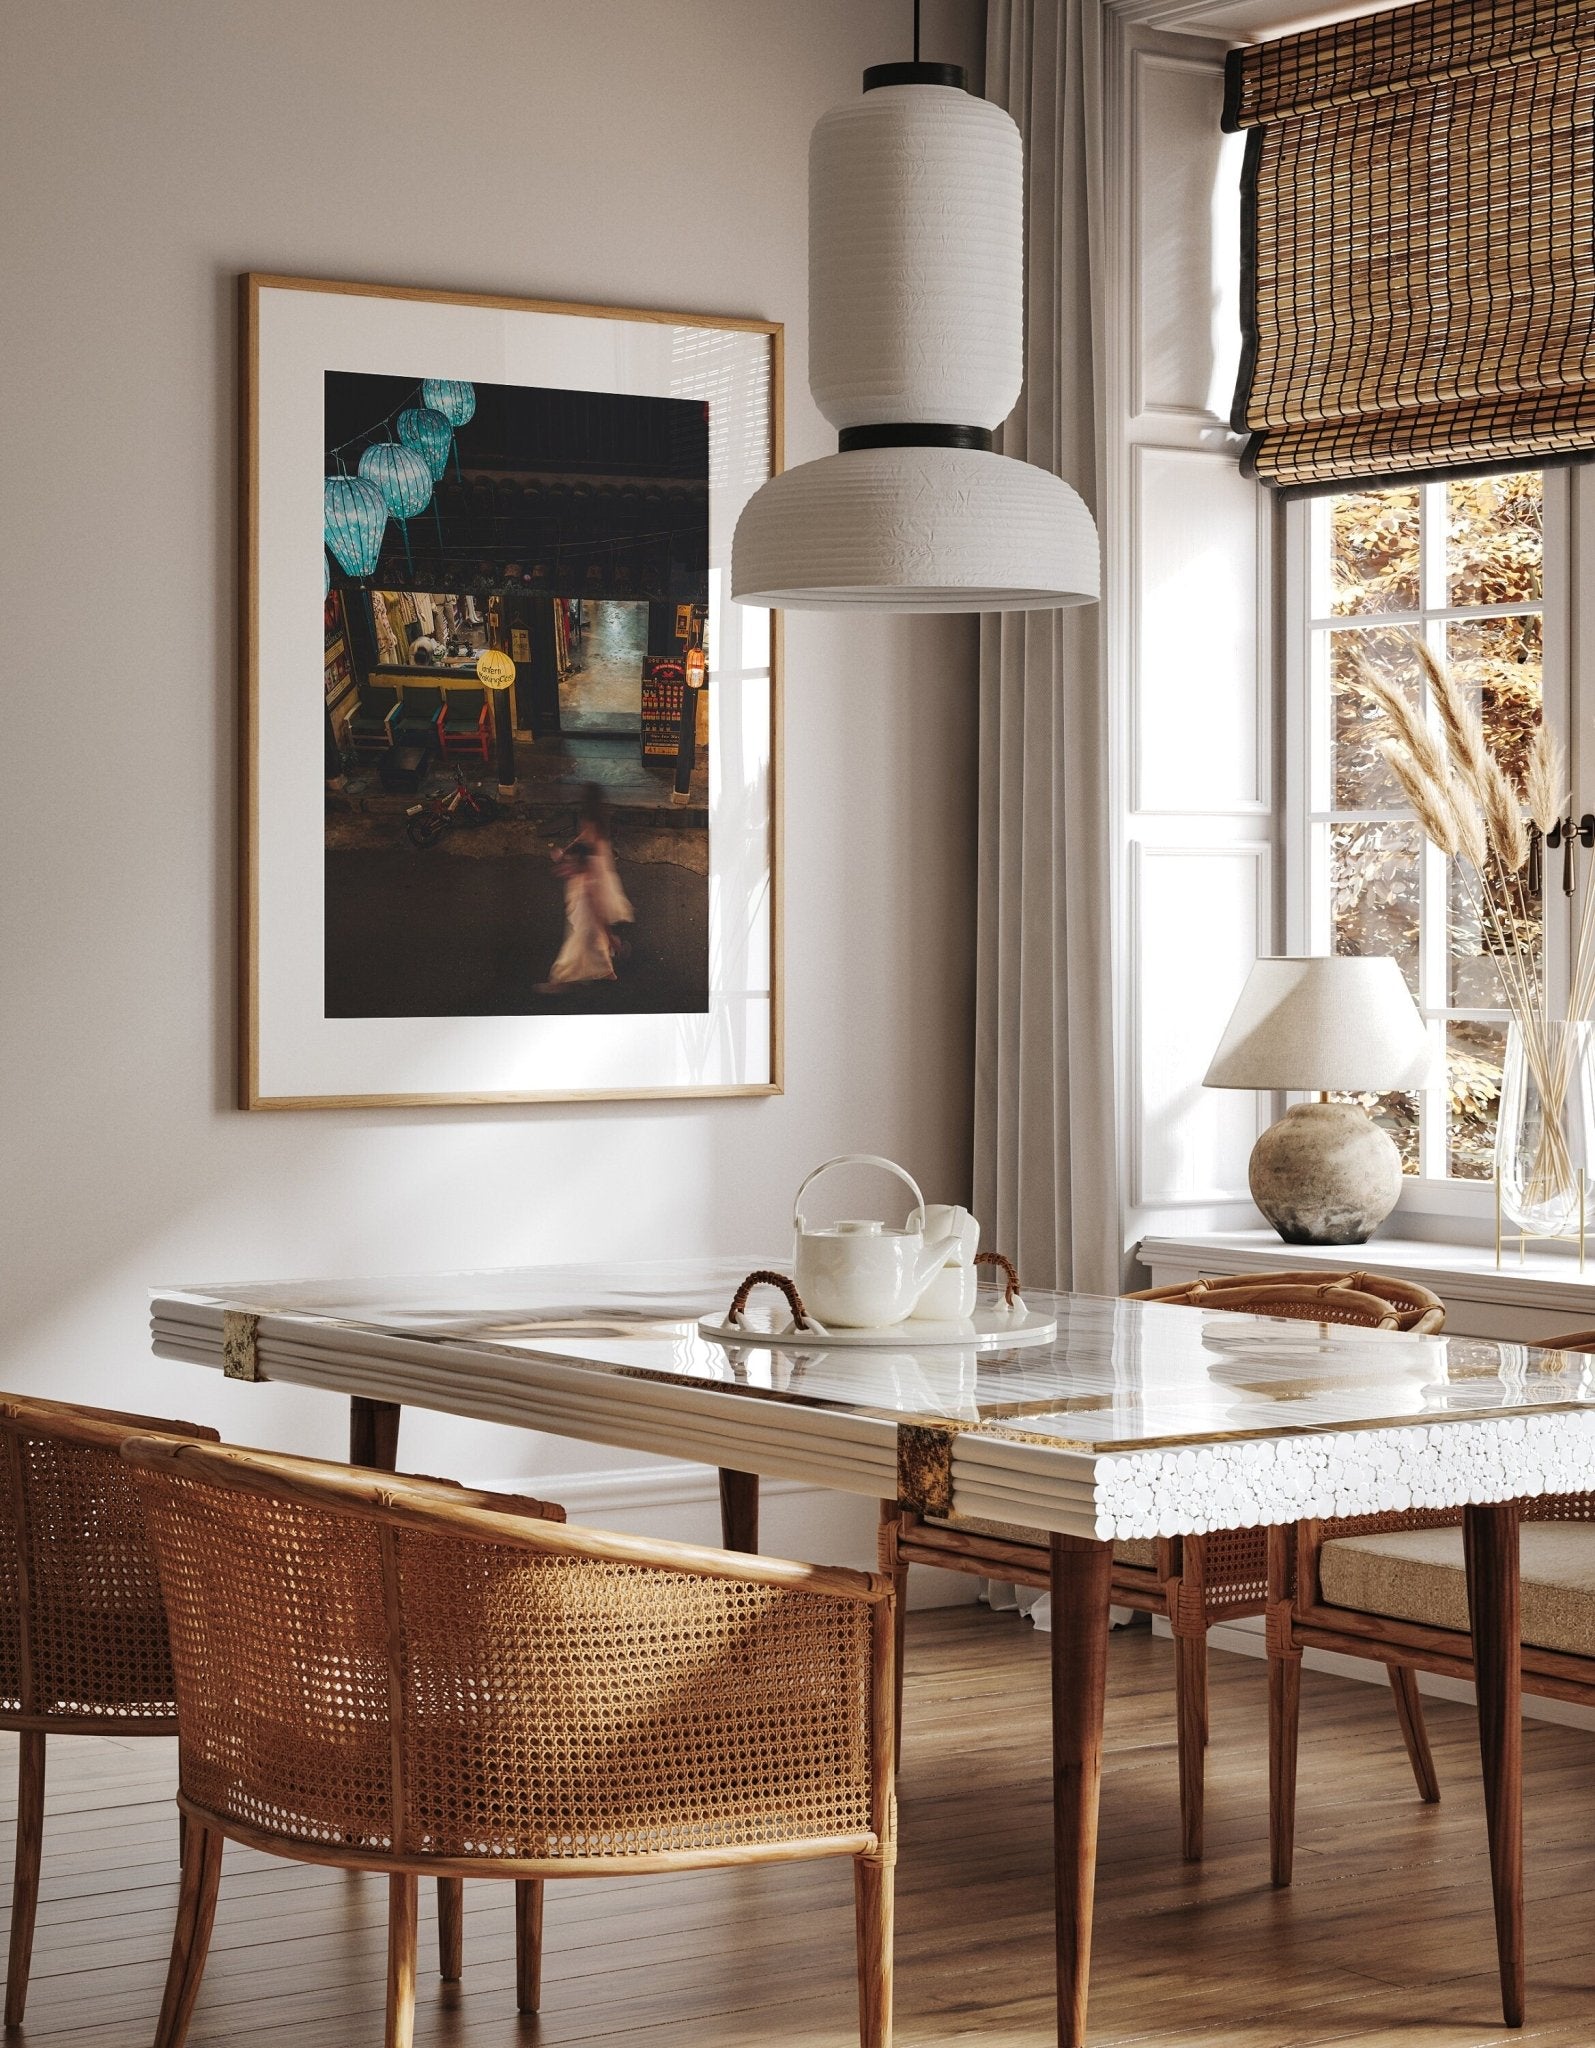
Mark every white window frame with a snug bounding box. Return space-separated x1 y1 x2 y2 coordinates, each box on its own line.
1282 468 1577 1224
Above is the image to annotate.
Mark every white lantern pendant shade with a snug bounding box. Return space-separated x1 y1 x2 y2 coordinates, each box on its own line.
733 63 1100 614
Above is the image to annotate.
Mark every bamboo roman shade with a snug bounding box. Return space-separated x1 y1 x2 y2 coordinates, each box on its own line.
1224 0 1595 491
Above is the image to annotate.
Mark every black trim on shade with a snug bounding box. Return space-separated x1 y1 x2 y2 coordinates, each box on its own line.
1220 46 1247 133
863 61 967 92
1229 126 1264 438
837 423 993 452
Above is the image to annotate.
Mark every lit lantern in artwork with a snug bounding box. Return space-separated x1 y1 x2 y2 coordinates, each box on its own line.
422 379 476 427
397 406 454 480
323 475 389 579
357 441 434 519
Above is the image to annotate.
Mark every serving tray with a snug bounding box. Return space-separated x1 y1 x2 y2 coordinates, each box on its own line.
696 1302 1058 1352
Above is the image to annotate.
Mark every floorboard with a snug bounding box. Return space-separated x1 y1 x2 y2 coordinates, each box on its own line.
3 1608 1593 2045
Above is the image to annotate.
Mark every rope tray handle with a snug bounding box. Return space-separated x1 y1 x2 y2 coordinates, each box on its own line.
725 1270 814 1333
975 1250 1021 1310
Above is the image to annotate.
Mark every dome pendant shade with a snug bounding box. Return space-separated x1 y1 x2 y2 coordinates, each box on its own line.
732 66 1100 615
732 445 1099 612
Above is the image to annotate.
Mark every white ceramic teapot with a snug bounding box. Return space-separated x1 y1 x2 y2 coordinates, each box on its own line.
792 1155 961 1329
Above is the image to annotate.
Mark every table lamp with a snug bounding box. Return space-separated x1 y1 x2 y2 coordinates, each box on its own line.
1204 955 1434 1246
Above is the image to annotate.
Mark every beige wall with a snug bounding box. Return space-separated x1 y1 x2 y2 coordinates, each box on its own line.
0 0 981 1566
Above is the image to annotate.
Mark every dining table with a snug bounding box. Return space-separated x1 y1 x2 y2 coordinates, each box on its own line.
149 1257 1595 2044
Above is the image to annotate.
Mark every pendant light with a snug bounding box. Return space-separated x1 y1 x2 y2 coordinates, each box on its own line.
323 475 390 580
732 9 1098 613
421 378 477 427
358 442 434 521
397 406 454 482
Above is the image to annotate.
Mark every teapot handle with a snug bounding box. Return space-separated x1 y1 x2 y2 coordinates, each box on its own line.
793 1153 927 1234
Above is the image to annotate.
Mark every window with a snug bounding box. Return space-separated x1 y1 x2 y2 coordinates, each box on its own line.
1287 470 1569 1196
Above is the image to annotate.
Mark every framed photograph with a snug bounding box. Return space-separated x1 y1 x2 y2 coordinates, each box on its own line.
241 273 781 1108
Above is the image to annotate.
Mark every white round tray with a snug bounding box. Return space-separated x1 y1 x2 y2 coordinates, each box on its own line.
696 1301 1058 1351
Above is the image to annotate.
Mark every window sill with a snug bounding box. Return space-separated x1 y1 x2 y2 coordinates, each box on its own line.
1135 1226 1595 1340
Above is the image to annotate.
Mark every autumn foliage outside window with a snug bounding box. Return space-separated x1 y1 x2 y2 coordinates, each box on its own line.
1306 471 1547 1182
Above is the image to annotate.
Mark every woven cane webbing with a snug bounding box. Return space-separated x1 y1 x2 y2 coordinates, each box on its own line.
0 1398 217 1727
1126 1270 1446 1334
133 1449 880 1868
1223 0 1595 491
1201 1526 1270 1618
398 1532 872 1859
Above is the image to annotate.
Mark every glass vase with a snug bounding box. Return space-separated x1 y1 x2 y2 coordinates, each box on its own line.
1495 1019 1595 1239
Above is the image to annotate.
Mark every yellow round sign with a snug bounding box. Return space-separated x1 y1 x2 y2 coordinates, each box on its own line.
476 649 516 691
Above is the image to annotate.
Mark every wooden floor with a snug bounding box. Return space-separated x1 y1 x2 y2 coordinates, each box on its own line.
5 1607 1595 2047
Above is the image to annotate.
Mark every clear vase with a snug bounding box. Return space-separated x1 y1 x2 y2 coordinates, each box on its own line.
1495 1019 1595 1238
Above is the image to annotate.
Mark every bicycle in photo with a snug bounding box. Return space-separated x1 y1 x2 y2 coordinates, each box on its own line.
405 765 502 847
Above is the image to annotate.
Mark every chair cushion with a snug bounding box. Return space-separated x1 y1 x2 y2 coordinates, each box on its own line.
925 1514 1155 1569
1319 1522 1595 1658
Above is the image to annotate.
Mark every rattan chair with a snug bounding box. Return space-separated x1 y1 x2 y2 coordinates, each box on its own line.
1267 1326 1595 1888
0 1394 220 2028
125 1435 898 2048
882 1266 1447 1861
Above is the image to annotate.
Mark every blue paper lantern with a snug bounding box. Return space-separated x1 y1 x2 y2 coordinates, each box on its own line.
397 406 453 480
324 549 331 597
357 441 433 519
324 475 389 578
422 378 476 427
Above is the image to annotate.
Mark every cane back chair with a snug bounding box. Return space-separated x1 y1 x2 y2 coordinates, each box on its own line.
125 1435 898 2048
0 1394 220 2029
1267 1330 1595 1909
882 1267 1447 1861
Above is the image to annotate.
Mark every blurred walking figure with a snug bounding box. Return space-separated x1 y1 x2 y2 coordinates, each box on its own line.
541 783 634 990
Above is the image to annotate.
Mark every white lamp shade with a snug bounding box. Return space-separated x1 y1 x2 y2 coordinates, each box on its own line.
732 444 1100 612
1204 956 1435 1093
809 85 1022 431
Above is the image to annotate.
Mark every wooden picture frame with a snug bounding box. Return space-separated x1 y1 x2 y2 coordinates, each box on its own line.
240 272 783 1109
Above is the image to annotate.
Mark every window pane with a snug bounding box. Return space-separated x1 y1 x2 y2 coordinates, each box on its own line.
1329 488 1421 616
1330 1089 1420 1175
1444 612 1544 792
1444 473 1543 609
1329 626 1425 809
1447 1018 1505 1182
1330 819 1420 995
1448 854 1541 1009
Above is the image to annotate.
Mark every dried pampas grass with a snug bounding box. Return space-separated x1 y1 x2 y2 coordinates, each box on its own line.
1351 657 1451 792
1378 740 1458 854
1482 756 1530 872
1415 639 1491 790
1525 721 1568 837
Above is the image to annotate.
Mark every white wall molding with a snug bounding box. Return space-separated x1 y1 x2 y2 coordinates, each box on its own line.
1186 1614 1595 1734
1107 17 1277 1267
477 1459 819 1518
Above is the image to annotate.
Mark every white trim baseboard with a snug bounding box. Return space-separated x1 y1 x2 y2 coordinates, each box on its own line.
1175 1612 1595 1734
471 1460 821 1517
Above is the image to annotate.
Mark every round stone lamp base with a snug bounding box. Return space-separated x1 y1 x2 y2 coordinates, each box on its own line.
1248 1100 1403 1247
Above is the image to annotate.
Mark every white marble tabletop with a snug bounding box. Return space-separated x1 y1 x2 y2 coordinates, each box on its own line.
151 1258 1595 1541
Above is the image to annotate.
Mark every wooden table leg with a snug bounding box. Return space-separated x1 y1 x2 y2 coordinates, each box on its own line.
1463 1499 1523 2030
1051 1532 1112 2048
350 1397 401 1472
718 1468 759 1553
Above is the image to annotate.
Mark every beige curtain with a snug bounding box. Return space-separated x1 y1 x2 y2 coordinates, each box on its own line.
978 0 1120 1296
